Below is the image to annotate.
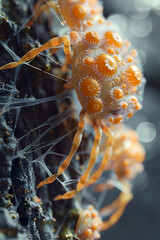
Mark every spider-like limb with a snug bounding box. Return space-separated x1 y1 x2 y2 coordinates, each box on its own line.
54 122 102 200
100 190 133 231
27 1 58 26
86 124 113 186
98 181 133 231
36 109 86 189
0 35 71 70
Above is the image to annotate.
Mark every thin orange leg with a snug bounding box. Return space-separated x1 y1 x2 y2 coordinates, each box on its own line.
86 126 113 186
54 123 102 200
27 1 58 26
0 35 71 70
99 181 133 231
36 110 86 189
100 191 133 230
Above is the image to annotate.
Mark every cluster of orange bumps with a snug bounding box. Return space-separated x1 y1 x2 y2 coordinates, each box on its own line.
0 0 146 239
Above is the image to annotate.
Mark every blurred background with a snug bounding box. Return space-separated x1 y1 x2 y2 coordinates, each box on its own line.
101 0 160 239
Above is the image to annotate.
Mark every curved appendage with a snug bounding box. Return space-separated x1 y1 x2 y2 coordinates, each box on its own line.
27 1 58 26
0 35 71 70
100 190 133 231
54 124 102 200
86 126 113 186
99 181 133 231
36 110 86 189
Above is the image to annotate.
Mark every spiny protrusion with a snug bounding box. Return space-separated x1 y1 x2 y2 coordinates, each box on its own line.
95 54 117 77
79 77 100 97
112 87 124 100
84 31 101 46
103 31 123 49
125 65 142 86
85 97 103 114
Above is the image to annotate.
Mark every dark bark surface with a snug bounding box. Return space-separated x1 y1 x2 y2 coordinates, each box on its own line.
0 1 85 239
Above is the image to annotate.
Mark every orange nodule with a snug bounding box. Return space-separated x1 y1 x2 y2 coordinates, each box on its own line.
115 77 120 82
122 159 130 167
98 18 104 24
85 31 100 45
134 103 141 110
131 96 138 103
104 31 123 49
89 205 94 210
84 57 94 65
80 77 100 97
122 84 126 88
92 223 98 230
91 9 98 14
127 56 133 62
91 211 97 218
107 48 115 55
87 20 93 26
70 31 79 42
125 65 142 86
124 168 132 177
131 49 137 57
95 54 117 77
109 116 114 123
84 229 92 237
113 88 123 99
121 102 128 109
114 115 123 124
72 4 87 19
127 110 134 118
85 97 103 113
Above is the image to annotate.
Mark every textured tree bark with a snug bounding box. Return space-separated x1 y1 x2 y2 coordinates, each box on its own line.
0 1 86 239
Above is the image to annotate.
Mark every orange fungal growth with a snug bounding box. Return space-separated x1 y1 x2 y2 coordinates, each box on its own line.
80 77 100 97
107 48 115 55
126 56 133 63
125 65 142 86
131 96 138 103
85 97 103 113
72 4 87 19
70 31 79 43
75 205 103 240
111 125 145 180
120 102 128 109
131 49 137 57
57 0 104 30
87 20 93 26
84 31 101 45
113 88 123 99
84 57 94 65
113 115 123 124
104 31 123 49
134 103 142 110
95 54 117 77
127 110 134 118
